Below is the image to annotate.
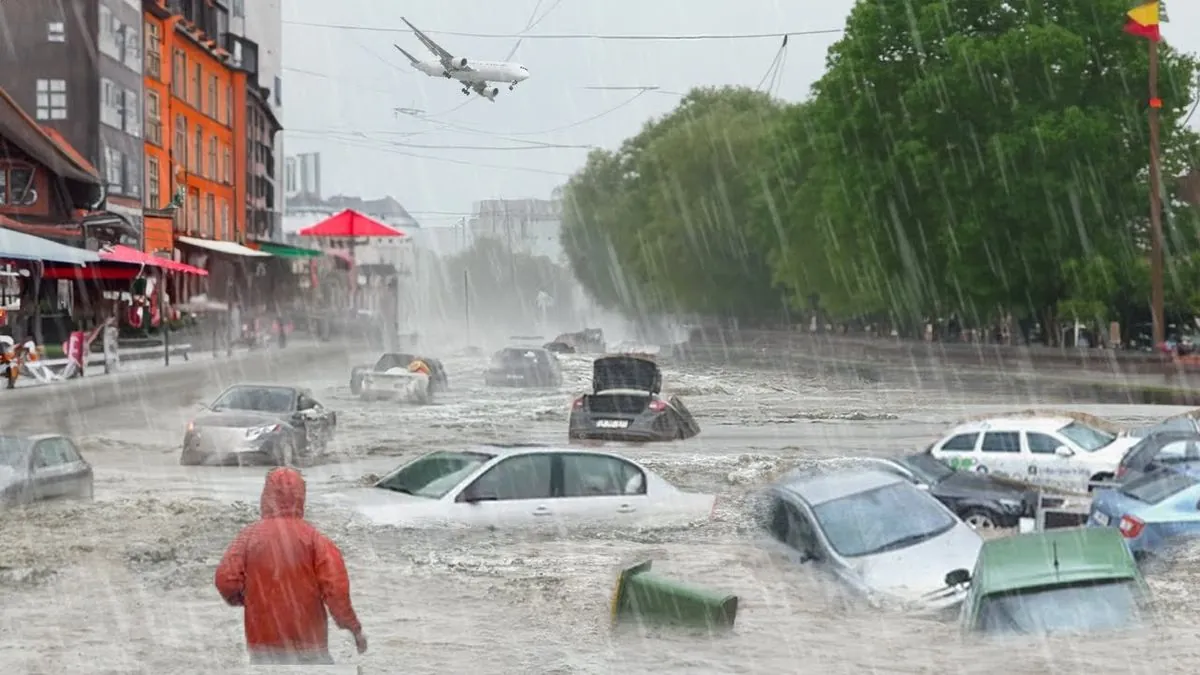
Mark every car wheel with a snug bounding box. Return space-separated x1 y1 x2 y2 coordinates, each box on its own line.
961 508 1001 530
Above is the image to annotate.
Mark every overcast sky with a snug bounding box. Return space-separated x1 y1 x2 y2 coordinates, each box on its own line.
282 0 1200 227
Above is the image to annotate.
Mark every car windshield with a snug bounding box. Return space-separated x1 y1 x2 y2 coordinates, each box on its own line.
1058 422 1115 452
0 436 28 468
210 386 295 414
811 482 957 557
376 451 495 499
1119 468 1200 504
975 579 1143 636
899 454 955 483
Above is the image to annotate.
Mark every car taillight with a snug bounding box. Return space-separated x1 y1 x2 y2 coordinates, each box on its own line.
572 397 584 410
648 399 667 412
1119 515 1145 539
1116 466 1127 479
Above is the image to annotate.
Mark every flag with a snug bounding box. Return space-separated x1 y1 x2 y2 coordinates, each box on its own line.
1124 2 1161 41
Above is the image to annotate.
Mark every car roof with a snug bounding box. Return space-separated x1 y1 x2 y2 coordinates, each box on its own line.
945 417 1075 436
778 468 905 506
224 383 299 392
973 527 1138 595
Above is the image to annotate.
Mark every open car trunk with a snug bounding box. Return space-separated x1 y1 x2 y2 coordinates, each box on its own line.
593 356 660 394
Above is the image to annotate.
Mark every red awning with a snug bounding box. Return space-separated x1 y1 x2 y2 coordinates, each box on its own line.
298 209 406 238
100 244 208 276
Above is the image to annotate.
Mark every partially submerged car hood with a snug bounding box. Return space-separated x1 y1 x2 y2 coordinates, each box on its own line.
194 410 286 429
851 524 982 604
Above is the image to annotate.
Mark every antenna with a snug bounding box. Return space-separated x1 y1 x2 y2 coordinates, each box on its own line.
1052 541 1061 579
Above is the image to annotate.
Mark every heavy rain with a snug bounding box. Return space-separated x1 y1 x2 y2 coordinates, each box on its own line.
0 0 1199 673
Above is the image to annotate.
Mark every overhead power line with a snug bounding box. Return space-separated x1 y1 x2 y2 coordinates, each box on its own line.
284 21 843 42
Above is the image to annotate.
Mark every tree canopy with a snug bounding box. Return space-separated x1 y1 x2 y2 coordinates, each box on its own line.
559 0 1200 338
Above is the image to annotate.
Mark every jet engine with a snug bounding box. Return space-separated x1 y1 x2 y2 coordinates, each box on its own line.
486 87 499 100
457 57 468 68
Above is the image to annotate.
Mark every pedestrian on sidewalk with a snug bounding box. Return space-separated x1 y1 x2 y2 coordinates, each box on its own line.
214 467 368 665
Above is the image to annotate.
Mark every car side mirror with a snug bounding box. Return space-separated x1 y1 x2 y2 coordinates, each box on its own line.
944 568 971 588
1055 446 1074 458
461 485 498 503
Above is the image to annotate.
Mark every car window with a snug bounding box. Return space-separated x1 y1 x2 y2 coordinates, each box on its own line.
297 394 319 411
975 580 1143 636
377 451 494 499
981 432 1021 453
53 438 81 463
0 436 28 468
941 433 978 452
1155 440 1200 463
1026 432 1059 455
811 482 956 558
787 504 822 559
211 386 296 413
1058 422 1116 452
561 454 646 497
897 455 953 483
32 440 68 469
1119 468 1200 505
465 454 553 501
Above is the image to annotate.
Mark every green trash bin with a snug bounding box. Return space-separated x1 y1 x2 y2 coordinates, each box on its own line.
610 560 738 630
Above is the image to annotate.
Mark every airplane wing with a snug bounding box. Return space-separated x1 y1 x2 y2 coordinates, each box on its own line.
401 17 472 71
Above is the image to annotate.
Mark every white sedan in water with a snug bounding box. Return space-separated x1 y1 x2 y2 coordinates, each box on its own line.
328 444 716 528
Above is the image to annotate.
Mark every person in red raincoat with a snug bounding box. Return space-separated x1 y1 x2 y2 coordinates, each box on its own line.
214 467 367 664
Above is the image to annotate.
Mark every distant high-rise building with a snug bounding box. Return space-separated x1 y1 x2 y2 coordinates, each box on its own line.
469 197 564 263
284 152 321 201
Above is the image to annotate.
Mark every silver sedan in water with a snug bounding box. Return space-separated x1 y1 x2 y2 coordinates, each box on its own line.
0 434 94 506
759 468 982 613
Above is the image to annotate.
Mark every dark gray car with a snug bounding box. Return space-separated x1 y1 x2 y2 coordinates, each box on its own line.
1114 430 1200 483
568 355 699 442
0 434 93 506
181 384 337 467
484 347 563 388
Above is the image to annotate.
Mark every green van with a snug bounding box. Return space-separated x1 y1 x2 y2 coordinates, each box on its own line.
956 527 1152 636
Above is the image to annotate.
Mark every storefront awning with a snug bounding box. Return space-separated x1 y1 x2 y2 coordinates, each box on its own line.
100 245 208 276
251 241 324 258
176 236 272 257
0 226 99 265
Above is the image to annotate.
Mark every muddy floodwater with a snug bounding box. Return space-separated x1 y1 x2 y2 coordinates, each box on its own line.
3 353 1200 674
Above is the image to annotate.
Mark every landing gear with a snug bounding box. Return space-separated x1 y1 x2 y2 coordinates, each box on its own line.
509 84 515 91
461 87 470 96
443 71 451 78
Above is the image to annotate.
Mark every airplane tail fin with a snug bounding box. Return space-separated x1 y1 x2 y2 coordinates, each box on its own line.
393 44 420 65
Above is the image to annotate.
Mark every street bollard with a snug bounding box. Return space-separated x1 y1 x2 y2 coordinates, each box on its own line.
610 560 738 630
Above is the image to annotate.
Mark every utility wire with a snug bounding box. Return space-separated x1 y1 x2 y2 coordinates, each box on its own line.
302 133 573 177
287 129 594 151
755 35 788 92
285 21 843 42
395 89 650 137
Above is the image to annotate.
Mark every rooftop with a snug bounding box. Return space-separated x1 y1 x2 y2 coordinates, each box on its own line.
973 527 1137 595
779 469 904 506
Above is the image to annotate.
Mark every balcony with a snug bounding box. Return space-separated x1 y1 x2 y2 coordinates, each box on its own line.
222 34 259 77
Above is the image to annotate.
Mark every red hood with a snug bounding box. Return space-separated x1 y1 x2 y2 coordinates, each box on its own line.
261 467 306 518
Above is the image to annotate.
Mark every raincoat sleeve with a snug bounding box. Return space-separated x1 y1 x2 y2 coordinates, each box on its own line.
214 527 251 606
314 533 362 634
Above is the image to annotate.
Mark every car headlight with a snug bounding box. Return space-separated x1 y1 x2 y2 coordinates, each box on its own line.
245 424 280 441
186 421 195 433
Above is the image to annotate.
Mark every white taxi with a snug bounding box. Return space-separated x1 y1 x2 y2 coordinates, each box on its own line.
927 417 1139 493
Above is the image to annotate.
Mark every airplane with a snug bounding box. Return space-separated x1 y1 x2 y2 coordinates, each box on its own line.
394 17 530 102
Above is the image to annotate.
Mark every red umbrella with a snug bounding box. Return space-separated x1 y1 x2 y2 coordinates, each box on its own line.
100 244 208 276
297 209 406 238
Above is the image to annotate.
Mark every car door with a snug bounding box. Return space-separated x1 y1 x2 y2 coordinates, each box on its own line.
977 431 1023 481
451 454 555 526
30 439 70 501
557 453 650 524
55 438 92 498
1024 431 1067 488
934 432 982 471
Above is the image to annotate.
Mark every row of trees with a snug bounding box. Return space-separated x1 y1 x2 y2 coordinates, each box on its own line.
561 0 1200 340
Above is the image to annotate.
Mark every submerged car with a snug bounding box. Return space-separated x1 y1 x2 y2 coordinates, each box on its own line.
181 384 337 467
1123 412 1200 439
349 352 448 396
483 346 563 387
568 354 699 442
327 443 715 527
1088 461 1200 558
858 453 1037 529
760 468 982 612
928 416 1138 493
544 328 606 354
0 434 93 505
959 527 1150 637
1114 430 1200 483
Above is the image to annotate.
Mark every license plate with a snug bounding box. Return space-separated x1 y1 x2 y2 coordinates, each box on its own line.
595 419 629 429
1093 511 1110 527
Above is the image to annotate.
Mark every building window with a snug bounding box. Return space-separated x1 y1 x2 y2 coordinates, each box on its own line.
0 166 39 206
192 63 201 109
205 194 215 237
225 84 233 126
99 7 119 59
208 75 218 119
171 49 186 97
232 0 244 18
221 200 230 240
284 157 296 193
274 76 282 107
125 155 141 198
146 157 160 208
222 146 231 184
146 91 161 145
208 136 218 179
123 89 141 137
193 127 203 175
188 191 199 234
145 22 161 79
99 78 122 128
122 22 141 73
48 22 65 43
103 146 124 194
35 79 67 121
174 115 187 169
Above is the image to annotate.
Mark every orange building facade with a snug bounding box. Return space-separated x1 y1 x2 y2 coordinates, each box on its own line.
142 0 246 255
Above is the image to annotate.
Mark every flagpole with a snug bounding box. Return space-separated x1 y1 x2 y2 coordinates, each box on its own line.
1148 37 1166 349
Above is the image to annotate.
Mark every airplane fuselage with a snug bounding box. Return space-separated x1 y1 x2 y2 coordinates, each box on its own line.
414 60 528 85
